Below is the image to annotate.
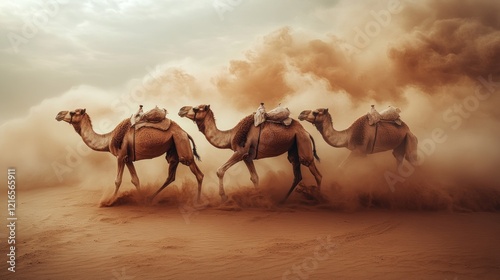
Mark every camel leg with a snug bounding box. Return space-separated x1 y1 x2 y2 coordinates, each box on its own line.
244 158 259 188
187 161 204 203
404 132 419 165
282 148 302 203
125 161 141 192
150 151 179 202
295 133 322 192
114 157 126 196
173 132 204 203
392 141 406 169
217 152 246 202
307 161 322 191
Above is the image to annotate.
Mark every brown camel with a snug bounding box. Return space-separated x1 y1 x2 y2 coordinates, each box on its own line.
55 108 204 203
298 108 418 167
178 104 322 202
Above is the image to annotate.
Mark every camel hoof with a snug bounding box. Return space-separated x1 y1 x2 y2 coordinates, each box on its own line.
99 201 113 207
220 194 228 203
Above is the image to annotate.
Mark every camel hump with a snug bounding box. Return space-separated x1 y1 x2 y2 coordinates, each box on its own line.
112 118 132 150
233 114 255 148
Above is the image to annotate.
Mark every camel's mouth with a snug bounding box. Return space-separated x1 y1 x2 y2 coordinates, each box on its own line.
178 106 193 119
298 110 311 121
55 111 68 122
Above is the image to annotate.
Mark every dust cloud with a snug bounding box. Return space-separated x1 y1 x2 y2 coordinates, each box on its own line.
1 0 499 211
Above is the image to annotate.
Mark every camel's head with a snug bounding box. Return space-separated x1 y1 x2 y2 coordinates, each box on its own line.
298 108 329 124
55 108 87 124
178 104 210 121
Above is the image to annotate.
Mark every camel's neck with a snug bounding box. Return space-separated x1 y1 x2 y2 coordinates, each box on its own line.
315 116 349 148
73 115 111 152
196 111 233 149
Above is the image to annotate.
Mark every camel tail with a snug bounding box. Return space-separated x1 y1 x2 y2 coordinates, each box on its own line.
188 134 201 161
309 134 320 162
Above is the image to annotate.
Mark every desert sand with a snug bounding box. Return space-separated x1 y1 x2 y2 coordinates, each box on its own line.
1 182 499 280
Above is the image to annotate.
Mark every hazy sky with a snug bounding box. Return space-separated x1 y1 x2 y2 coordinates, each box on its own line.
0 0 336 123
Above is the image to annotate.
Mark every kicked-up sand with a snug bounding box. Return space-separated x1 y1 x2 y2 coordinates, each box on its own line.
2 181 499 280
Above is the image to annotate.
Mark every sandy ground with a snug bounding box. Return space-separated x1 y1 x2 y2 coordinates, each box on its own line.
1 185 500 280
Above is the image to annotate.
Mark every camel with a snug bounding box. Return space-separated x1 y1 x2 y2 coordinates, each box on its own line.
298 108 418 167
55 108 204 203
178 104 322 203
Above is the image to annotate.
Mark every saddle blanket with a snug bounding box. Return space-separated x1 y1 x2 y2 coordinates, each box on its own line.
134 118 171 131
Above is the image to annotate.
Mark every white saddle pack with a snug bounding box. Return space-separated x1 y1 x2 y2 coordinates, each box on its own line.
254 103 292 126
368 105 402 125
131 106 170 130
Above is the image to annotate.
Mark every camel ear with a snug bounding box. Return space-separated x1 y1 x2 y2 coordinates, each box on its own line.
205 105 210 110
81 109 86 114
324 108 329 113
